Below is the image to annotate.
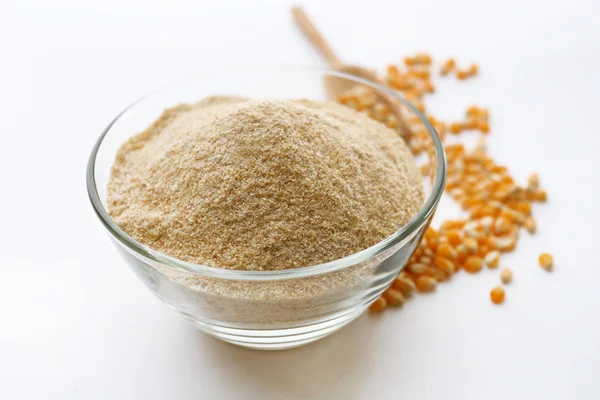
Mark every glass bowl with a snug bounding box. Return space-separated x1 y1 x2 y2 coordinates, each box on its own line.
86 66 446 350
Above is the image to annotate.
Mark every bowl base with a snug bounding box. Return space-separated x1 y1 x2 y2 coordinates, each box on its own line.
185 305 368 350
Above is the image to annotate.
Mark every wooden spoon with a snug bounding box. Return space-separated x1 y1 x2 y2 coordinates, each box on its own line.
291 6 412 141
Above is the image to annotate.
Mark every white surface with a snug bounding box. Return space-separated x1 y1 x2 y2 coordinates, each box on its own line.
1 0 599 398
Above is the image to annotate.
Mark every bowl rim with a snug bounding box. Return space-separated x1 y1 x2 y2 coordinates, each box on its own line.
86 65 447 281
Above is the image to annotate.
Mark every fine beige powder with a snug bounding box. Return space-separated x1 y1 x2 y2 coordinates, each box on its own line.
108 96 424 272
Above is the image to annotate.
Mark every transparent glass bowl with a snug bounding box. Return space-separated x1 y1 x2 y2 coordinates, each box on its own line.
87 66 446 350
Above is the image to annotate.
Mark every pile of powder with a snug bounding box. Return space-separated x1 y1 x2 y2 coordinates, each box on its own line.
108 95 424 271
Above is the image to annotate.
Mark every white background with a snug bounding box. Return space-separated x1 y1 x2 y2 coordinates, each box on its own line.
1 0 599 398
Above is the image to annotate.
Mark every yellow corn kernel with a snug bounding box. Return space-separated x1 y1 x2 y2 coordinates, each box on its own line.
490 286 505 304
386 64 401 77
416 276 437 292
410 69 431 80
510 201 532 216
440 58 456 76
468 63 479 76
383 288 405 306
456 70 469 80
421 80 435 93
434 261 454 280
531 189 548 202
500 268 513 284
466 106 480 118
493 217 511 235
424 266 448 282
527 173 540 189
389 77 417 91
464 255 484 273
539 253 553 271
475 120 490 133
434 255 455 272
404 56 416 66
414 53 432 65
437 243 458 260
445 230 463 246
478 244 491 258
484 250 501 268
524 216 537 234
369 296 387 312
450 122 463 134
393 277 416 297
464 237 478 253
407 262 428 275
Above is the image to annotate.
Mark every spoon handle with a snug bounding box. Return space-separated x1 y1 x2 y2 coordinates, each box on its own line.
291 6 341 67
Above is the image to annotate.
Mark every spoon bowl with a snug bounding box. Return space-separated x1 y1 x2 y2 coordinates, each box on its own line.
292 6 412 142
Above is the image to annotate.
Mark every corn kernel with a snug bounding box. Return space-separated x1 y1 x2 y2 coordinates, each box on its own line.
407 263 428 275
441 58 456 76
527 173 540 189
490 286 505 304
464 256 484 273
383 288 405 306
484 251 500 268
437 243 458 260
500 268 513 284
450 122 463 134
369 296 387 312
416 276 437 292
393 277 416 297
457 70 469 80
539 253 553 271
524 216 537 234
468 63 479 76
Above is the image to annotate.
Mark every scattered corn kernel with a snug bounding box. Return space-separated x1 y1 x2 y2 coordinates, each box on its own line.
456 70 469 80
407 263 428 275
527 173 540 189
539 253 553 271
389 77 416 91
419 256 432 265
464 237 478 253
437 243 458 260
421 80 435 93
412 53 432 65
466 106 484 118
531 189 548 202
476 120 490 133
425 266 448 282
490 286 505 304
369 296 387 312
393 277 416 297
410 69 431 80
468 63 479 76
494 217 511 235
500 268 513 284
464 256 484 273
446 230 463 246
524 216 537 234
434 260 454 279
416 276 437 292
433 255 455 273
450 122 463 134
387 64 401 77
484 251 501 268
383 288 405 306
440 58 456 75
